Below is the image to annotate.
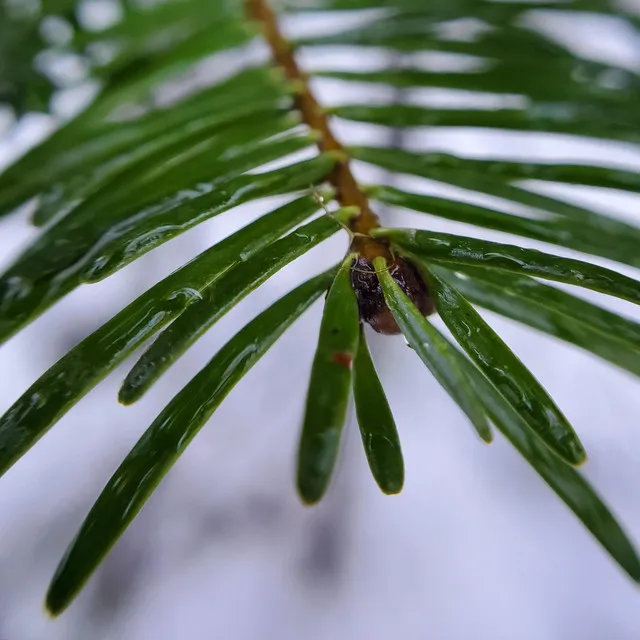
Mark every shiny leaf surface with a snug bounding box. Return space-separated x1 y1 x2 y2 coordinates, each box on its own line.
0 153 336 344
0 66 292 219
374 256 492 443
119 213 342 403
426 269 585 465
315 65 639 105
455 350 640 584
353 327 404 494
46 267 337 616
333 104 637 141
294 9 622 50
434 266 640 378
368 184 640 269
353 146 640 258
376 228 640 306
34 109 299 227
0 195 324 478
354 146 640 194
297 259 360 504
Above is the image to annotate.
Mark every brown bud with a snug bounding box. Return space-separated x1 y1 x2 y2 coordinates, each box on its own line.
349 255 435 334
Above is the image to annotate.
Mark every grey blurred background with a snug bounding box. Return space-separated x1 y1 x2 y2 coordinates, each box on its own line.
2 3 640 639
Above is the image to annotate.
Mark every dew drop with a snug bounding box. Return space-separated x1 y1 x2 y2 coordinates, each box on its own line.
0 276 33 306
81 255 111 283
166 287 203 308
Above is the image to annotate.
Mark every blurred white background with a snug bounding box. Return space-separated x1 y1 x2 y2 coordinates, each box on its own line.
1 3 640 639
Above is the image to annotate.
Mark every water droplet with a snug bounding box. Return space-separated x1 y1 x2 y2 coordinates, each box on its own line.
29 391 47 410
81 255 110 282
427 236 449 248
596 68 629 91
166 287 203 308
0 276 33 307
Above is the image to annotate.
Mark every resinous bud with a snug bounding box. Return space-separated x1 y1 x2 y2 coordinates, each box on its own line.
350 255 434 334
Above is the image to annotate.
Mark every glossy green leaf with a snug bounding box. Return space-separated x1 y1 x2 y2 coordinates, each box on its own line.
454 350 640 584
434 265 640 378
119 214 342 404
0 65 292 219
332 103 636 141
70 2 252 122
352 146 640 244
294 11 604 51
80 136 324 252
353 146 640 270
426 268 586 465
373 256 492 443
353 327 404 495
45 267 338 616
33 108 299 227
368 185 640 269
0 195 325 478
287 0 626 14
358 146 640 194
54 114 304 234
314 64 638 104
0 153 336 344
340 103 640 142
376 228 640 306
88 12 248 82
75 0 239 51
297 259 360 505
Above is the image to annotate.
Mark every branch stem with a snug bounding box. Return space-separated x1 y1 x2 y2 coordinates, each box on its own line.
244 0 389 258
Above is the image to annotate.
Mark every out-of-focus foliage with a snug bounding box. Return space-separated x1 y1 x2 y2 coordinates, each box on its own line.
0 0 76 112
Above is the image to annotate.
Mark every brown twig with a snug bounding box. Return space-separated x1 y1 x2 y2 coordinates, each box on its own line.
244 0 390 259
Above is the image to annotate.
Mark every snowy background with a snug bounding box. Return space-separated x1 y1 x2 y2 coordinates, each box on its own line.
1 4 640 639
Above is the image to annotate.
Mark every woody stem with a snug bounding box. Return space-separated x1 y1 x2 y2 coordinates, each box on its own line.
244 0 391 259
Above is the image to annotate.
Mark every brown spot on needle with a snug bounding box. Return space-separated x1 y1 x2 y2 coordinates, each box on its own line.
332 352 353 367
